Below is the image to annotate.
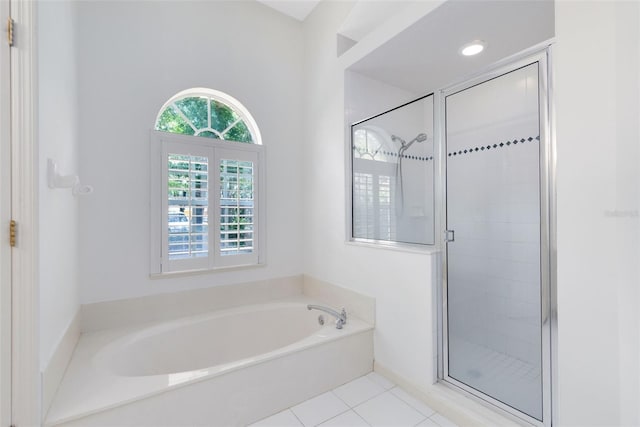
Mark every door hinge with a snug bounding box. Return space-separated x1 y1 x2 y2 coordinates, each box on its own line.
7 18 14 46
9 220 16 247
7 17 14 46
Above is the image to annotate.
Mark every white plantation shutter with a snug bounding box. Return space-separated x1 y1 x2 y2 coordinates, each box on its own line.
214 148 259 267
352 159 396 241
161 141 212 272
353 172 374 238
151 131 264 274
166 155 209 257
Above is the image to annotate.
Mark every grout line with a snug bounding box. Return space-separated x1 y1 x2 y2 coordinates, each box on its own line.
329 390 352 408
288 391 353 427
390 386 437 419
289 408 305 427
354 410 372 427
352 409 372 427
386 395 428 426
331 379 387 409
316 409 371 427
412 416 429 427
346 384 429 425
283 374 454 427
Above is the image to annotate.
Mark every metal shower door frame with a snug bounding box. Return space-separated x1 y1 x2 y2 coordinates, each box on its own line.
436 46 556 427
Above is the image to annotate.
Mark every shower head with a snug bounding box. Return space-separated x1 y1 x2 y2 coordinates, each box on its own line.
393 133 428 150
402 133 428 151
415 133 428 143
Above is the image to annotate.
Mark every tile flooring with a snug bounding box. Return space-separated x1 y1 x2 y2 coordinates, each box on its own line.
249 372 459 427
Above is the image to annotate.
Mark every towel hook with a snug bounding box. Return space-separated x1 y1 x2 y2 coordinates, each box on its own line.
47 159 93 196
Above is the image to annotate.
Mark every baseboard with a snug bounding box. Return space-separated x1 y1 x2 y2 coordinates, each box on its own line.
302 275 375 325
42 310 80 420
81 275 304 332
374 361 523 427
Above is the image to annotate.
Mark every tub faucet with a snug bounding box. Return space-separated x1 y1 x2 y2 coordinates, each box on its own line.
307 304 347 329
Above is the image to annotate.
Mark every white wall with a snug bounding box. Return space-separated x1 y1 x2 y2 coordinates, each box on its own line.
554 2 640 426
75 1 304 303
346 71 418 124
38 0 81 369
304 1 437 391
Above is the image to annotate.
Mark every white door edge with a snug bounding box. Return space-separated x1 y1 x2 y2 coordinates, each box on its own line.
9 0 40 425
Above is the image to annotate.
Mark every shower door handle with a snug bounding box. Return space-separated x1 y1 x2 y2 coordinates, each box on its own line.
444 230 455 242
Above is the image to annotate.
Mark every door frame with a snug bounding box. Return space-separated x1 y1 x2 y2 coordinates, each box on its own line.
0 0 12 424
436 45 556 427
8 0 40 425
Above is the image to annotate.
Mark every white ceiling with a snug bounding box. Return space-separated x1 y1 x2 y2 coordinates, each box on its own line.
338 2 413 42
257 0 321 21
349 0 555 94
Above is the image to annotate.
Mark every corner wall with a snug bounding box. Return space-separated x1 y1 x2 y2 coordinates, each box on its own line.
554 2 640 425
37 0 81 371
75 1 305 304
303 1 438 391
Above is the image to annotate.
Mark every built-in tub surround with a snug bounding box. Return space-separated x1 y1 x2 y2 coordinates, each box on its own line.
42 311 81 419
81 275 304 332
46 298 373 426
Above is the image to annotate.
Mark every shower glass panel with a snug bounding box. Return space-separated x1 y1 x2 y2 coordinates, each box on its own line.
351 95 434 245
445 63 542 420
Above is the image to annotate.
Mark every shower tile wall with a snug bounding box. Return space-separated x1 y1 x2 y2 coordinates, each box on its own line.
445 63 541 419
352 96 434 245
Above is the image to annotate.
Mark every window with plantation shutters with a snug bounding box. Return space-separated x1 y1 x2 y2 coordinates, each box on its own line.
150 89 264 274
167 153 209 261
219 159 255 256
215 148 259 267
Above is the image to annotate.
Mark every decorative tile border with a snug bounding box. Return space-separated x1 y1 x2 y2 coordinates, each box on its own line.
352 146 434 162
382 151 434 161
353 134 540 162
447 135 540 157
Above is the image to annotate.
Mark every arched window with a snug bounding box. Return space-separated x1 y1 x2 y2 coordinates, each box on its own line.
155 88 262 144
352 126 393 161
150 89 265 275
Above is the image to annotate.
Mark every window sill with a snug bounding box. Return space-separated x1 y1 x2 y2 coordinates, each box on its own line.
149 262 266 280
346 238 441 255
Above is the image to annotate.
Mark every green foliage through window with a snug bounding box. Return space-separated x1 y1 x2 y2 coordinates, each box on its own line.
156 95 254 144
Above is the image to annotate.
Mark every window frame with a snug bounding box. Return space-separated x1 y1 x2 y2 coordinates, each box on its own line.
150 130 266 275
155 87 263 144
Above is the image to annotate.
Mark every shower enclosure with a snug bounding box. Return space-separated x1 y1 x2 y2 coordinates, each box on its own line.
440 50 553 426
351 95 435 246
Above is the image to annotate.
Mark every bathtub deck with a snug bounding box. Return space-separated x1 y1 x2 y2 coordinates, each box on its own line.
45 296 374 427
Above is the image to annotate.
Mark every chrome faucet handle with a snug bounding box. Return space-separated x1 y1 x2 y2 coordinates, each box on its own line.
307 304 347 329
335 308 347 329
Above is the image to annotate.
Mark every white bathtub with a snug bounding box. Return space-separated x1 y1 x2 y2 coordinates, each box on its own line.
46 299 374 426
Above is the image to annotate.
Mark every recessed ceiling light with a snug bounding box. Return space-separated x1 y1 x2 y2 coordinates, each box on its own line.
460 40 486 56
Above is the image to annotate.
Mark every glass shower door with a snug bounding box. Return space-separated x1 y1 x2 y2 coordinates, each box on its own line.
444 62 544 421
